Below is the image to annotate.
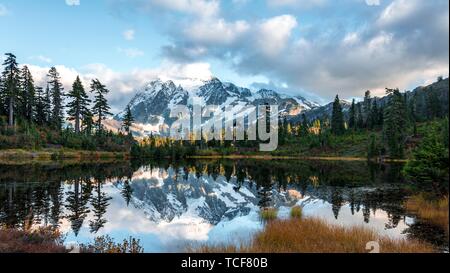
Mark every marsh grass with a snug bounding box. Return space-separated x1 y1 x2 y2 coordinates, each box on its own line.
405 195 449 233
0 227 66 253
260 208 278 221
192 218 435 253
290 206 303 219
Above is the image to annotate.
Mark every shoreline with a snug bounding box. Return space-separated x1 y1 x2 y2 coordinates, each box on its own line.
0 149 129 165
188 154 409 163
0 149 410 164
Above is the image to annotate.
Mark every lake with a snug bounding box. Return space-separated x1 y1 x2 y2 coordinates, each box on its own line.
0 159 447 252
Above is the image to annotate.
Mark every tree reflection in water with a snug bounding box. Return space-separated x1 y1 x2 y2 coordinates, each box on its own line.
0 159 447 250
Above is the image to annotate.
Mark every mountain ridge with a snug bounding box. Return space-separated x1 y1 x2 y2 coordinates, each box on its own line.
107 77 449 137
113 77 320 136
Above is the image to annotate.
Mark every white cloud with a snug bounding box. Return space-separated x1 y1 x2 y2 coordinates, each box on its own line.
29 55 53 64
150 0 219 18
185 18 250 45
25 61 213 113
256 15 298 57
342 32 360 46
117 47 145 58
377 0 420 27
365 0 380 6
65 0 80 6
123 29 135 41
0 4 9 16
26 64 80 91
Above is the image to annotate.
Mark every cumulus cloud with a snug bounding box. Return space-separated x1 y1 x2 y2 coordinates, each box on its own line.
256 15 298 57
87 0 450 102
252 2 444 99
184 19 250 45
25 62 213 114
128 0 219 18
65 0 80 6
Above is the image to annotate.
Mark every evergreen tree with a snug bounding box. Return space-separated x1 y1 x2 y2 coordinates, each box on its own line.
403 124 449 194
383 88 407 158
43 84 52 125
67 76 91 133
363 90 372 127
300 113 309 136
356 103 364 129
279 117 287 145
331 95 345 135
349 99 356 129
82 108 94 136
122 105 134 135
35 86 47 125
47 67 65 130
370 99 379 129
0 76 4 116
1 53 21 126
407 94 418 136
19 65 36 122
426 88 442 119
90 79 112 133
377 103 384 128
443 116 449 150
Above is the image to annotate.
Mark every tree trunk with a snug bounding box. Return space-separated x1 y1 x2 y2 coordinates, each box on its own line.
75 111 80 134
9 96 14 126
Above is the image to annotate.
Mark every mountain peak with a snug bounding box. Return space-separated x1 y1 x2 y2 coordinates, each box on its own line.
116 77 320 136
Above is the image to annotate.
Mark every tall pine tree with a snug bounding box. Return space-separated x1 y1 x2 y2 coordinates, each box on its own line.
0 76 4 116
44 84 52 125
35 86 47 125
122 105 134 135
19 65 36 122
357 103 364 129
47 67 65 130
67 76 91 133
331 95 345 135
90 79 112 133
349 99 356 129
300 113 309 136
383 88 407 158
363 90 372 128
1 53 21 126
370 99 379 129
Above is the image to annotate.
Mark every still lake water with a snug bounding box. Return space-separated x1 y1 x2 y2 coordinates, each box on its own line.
0 160 447 252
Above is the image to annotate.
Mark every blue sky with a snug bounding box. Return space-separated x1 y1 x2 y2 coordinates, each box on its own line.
0 0 448 113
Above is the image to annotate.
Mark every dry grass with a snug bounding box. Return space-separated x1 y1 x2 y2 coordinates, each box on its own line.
260 208 278 221
192 218 435 253
405 195 449 233
0 148 129 164
0 227 66 253
290 206 303 219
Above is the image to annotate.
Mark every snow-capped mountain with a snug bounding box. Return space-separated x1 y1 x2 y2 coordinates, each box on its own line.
291 99 352 123
114 77 320 136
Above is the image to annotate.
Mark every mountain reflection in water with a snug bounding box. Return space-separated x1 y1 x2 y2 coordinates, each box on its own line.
0 160 447 252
